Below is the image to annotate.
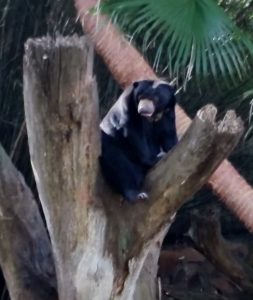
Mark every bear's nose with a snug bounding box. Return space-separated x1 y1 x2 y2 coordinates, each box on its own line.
138 99 155 117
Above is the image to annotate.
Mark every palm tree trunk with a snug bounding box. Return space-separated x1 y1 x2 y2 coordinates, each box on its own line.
75 0 253 232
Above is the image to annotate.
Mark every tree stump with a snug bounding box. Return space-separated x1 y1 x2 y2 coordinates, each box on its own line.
21 36 244 300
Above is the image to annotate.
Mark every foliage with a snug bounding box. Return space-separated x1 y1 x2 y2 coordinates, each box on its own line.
219 0 253 32
101 0 253 85
243 89 253 141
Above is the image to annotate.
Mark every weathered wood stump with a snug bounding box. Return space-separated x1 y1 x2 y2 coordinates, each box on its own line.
0 35 239 300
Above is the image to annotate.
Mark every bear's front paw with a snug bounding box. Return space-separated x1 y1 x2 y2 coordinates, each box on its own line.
123 190 149 204
137 192 149 200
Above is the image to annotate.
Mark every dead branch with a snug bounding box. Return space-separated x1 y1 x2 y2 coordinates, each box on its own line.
189 207 253 293
0 144 57 300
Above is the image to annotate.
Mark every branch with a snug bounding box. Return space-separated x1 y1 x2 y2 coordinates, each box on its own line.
0 144 57 300
142 107 243 239
190 207 253 293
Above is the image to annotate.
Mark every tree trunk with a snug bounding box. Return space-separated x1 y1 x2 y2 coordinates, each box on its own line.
74 0 253 232
22 36 243 300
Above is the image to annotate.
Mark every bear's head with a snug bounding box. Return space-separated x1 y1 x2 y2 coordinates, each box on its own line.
132 80 176 118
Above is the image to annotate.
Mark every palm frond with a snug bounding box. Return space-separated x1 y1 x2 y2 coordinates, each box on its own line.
101 0 253 84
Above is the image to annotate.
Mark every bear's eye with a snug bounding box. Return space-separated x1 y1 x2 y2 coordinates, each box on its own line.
153 95 159 102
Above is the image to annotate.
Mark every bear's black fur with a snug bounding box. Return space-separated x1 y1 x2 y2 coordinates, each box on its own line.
100 80 178 203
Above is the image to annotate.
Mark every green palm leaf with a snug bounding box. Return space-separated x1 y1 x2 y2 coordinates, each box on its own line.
101 0 253 84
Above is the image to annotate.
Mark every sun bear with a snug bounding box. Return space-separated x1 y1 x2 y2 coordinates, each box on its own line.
99 79 178 203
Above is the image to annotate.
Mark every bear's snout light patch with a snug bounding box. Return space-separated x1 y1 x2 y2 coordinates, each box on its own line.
138 99 155 117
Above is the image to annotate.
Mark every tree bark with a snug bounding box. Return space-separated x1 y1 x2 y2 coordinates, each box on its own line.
74 0 253 233
0 144 57 300
23 36 103 300
23 36 243 300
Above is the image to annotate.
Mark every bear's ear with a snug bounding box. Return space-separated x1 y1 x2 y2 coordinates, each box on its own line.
133 81 139 88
